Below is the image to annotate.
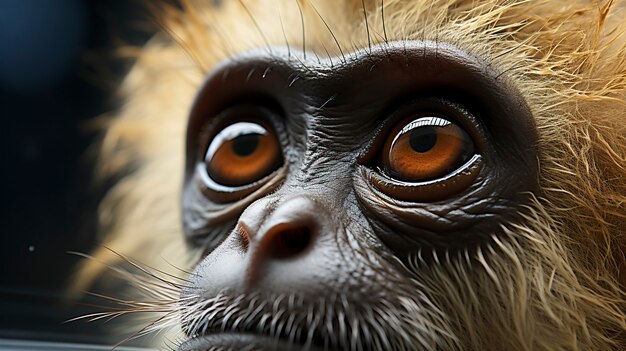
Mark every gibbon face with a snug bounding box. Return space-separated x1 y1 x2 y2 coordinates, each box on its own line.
77 1 626 350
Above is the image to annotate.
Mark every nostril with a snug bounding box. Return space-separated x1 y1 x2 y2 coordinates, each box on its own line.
235 223 251 253
267 224 312 259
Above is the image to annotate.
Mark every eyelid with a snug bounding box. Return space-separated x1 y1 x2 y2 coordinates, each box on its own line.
382 116 474 182
395 116 451 141
360 154 483 203
357 98 484 166
204 122 269 160
354 98 484 203
193 106 288 203
193 103 285 164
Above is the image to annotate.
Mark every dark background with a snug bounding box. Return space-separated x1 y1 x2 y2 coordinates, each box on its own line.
0 0 158 345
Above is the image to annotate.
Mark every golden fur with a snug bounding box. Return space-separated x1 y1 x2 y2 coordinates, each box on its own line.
75 0 626 349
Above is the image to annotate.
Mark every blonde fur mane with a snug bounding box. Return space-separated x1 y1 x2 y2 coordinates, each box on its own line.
75 1 626 349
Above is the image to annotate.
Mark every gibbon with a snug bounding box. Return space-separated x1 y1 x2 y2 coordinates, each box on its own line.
75 0 626 350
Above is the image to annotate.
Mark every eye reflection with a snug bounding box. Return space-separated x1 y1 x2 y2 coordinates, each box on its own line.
204 121 283 187
382 116 475 182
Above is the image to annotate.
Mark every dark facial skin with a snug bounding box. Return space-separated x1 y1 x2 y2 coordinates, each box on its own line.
179 41 538 351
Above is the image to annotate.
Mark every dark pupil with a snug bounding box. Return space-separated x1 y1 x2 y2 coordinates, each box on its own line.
409 127 437 153
232 134 260 156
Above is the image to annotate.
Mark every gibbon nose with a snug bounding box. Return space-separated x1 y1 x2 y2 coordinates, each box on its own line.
237 195 325 287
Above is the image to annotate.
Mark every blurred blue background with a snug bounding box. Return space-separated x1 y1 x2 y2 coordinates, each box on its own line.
0 0 86 92
0 0 157 345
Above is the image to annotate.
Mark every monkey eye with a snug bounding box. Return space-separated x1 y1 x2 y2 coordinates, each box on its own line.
204 120 283 187
381 116 475 182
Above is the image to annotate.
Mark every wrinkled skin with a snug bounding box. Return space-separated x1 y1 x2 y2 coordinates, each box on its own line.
178 42 538 350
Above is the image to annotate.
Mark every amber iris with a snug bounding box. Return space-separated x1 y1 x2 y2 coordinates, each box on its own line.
382 116 474 182
205 121 283 187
